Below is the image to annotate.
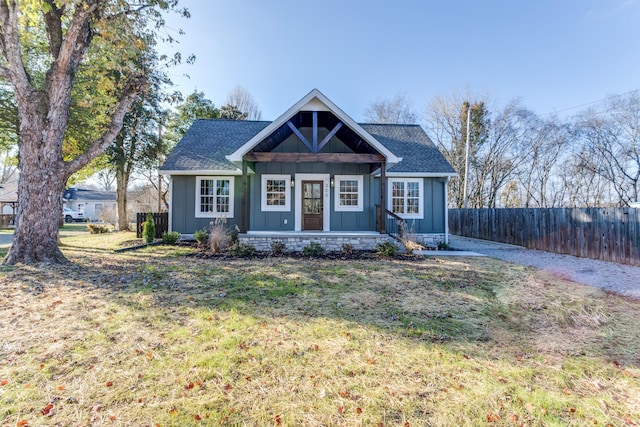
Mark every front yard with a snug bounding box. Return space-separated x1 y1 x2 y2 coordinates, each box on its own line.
0 229 639 426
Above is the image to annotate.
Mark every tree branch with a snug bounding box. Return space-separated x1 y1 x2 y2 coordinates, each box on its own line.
65 75 147 176
42 0 65 59
0 0 34 96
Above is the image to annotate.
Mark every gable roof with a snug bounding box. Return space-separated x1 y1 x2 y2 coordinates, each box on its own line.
161 120 456 176
227 89 401 164
361 124 456 175
63 188 116 202
161 119 270 173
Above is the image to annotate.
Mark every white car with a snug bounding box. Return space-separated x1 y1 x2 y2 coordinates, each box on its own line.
63 207 85 223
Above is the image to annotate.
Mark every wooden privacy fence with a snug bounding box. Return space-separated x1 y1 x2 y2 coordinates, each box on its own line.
448 208 640 266
136 212 169 239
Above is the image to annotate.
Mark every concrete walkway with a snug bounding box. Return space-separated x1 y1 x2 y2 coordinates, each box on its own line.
0 232 13 247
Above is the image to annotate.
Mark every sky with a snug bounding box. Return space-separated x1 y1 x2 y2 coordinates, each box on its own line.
157 0 640 122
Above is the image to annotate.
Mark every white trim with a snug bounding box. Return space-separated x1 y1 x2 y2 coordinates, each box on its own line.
160 169 248 176
261 174 291 212
444 176 449 245
387 178 424 220
372 169 457 178
194 176 235 218
227 89 401 164
334 175 363 212
294 173 330 232
168 176 174 232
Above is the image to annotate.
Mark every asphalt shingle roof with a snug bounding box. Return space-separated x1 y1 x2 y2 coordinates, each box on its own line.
161 119 455 175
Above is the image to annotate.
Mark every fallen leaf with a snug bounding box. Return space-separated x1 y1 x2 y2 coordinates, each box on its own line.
487 413 500 422
275 414 282 425
17 420 28 427
41 404 54 416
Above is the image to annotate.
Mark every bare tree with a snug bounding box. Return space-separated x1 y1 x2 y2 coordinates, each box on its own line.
575 92 640 206
365 93 418 124
225 85 262 120
95 168 116 192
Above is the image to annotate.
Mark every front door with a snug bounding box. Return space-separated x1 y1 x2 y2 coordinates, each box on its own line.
302 181 323 230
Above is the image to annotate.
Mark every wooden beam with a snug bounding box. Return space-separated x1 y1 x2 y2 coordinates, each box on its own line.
243 152 385 163
287 120 313 152
312 111 318 152
317 122 343 152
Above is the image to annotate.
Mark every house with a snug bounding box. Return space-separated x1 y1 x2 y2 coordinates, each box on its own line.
0 180 17 227
160 89 456 251
62 187 117 222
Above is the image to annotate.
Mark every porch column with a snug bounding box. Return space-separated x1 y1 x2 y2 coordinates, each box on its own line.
241 160 248 233
380 161 386 234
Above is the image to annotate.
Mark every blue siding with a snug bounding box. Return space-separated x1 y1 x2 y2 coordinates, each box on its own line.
170 175 242 234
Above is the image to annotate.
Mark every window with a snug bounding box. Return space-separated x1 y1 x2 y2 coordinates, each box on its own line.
334 175 363 212
388 178 423 219
261 174 291 211
195 176 234 218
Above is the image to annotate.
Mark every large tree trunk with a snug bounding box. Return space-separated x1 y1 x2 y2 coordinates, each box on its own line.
116 168 129 231
4 113 69 264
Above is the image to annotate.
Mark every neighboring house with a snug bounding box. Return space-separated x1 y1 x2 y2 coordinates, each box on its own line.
62 187 116 222
0 180 18 227
160 89 456 251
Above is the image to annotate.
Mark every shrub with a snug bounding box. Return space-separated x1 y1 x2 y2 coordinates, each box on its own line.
142 213 156 244
302 242 325 257
271 240 286 256
87 223 112 234
437 241 450 250
162 231 180 244
209 218 232 253
341 243 354 255
376 240 398 257
229 242 256 257
193 229 209 245
402 239 424 255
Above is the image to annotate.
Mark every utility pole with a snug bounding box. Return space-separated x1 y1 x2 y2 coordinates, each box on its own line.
463 104 471 209
157 121 162 213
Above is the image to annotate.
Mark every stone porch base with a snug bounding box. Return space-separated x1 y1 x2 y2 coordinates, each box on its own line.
239 231 391 252
239 231 448 252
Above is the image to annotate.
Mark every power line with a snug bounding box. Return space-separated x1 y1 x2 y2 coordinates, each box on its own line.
549 88 640 116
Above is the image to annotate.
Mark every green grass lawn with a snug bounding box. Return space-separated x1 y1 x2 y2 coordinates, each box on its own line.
0 232 639 426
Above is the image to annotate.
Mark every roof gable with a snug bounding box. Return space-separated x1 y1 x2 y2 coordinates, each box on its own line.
227 89 401 164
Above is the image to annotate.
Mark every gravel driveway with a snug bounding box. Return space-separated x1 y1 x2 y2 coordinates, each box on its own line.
448 235 640 299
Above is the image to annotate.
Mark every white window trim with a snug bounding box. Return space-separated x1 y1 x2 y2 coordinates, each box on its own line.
261 174 291 212
334 175 363 212
387 178 424 219
195 176 235 218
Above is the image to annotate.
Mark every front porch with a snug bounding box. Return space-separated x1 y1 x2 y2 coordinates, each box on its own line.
239 230 392 252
